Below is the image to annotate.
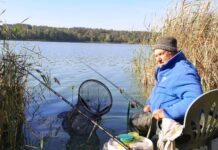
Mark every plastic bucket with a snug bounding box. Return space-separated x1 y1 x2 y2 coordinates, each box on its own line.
104 135 153 150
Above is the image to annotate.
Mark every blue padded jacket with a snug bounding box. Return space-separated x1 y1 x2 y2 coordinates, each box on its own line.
146 51 203 121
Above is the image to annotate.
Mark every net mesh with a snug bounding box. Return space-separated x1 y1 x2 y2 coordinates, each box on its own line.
78 79 113 117
60 79 113 135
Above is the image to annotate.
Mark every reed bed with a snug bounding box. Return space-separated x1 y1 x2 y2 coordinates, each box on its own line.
0 17 59 148
0 42 49 150
133 0 218 96
0 42 28 149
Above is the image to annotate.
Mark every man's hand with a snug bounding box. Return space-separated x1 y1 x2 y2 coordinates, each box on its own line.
152 109 164 120
143 104 150 112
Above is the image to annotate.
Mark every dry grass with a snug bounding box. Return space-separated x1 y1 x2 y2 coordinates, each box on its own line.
0 42 28 149
0 40 53 149
0 18 58 148
133 0 218 96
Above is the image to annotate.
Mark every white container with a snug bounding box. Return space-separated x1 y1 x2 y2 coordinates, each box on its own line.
103 136 153 150
129 137 153 150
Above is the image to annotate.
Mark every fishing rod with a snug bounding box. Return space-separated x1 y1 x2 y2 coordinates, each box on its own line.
81 61 144 108
8 59 130 150
82 62 156 138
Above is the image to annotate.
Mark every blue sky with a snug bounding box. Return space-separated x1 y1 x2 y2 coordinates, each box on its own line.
0 0 178 31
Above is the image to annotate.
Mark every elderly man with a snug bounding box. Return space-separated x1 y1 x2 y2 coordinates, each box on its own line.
130 36 203 137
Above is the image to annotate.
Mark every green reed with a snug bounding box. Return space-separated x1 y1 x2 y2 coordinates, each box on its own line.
0 42 28 149
0 25 60 150
0 41 50 150
0 10 62 149
133 0 218 96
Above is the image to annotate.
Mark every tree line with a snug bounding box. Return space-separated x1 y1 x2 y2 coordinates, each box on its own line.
0 24 149 44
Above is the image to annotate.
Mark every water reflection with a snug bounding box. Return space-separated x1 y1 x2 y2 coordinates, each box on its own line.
16 41 147 149
65 130 100 150
58 108 101 150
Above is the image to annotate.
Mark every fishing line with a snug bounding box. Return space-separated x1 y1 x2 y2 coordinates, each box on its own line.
5 59 130 150
80 61 144 109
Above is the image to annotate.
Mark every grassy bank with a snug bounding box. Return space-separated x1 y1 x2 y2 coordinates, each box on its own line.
133 0 218 96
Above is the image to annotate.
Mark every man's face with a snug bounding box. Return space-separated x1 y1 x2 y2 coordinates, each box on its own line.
154 49 174 67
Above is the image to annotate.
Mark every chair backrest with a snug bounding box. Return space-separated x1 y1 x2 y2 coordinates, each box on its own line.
181 89 218 149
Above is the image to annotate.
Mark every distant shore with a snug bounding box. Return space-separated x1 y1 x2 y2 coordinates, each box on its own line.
0 24 150 44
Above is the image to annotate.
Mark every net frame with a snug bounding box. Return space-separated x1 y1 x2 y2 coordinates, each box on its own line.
78 79 113 117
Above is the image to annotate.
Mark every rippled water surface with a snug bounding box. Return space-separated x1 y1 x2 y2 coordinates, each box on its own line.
9 41 149 150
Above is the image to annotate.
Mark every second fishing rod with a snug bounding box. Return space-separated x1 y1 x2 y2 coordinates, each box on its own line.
82 62 155 138
82 62 144 109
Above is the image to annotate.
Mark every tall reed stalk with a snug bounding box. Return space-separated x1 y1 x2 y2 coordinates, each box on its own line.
133 0 218 96
0 13 58 148
0 41 28 149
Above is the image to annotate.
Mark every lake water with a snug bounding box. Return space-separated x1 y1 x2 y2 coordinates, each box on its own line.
5 41 149 150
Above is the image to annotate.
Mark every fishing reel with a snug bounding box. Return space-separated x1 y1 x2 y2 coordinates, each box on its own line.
129 100 144 109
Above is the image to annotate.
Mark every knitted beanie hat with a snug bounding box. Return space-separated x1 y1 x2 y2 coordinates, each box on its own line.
153 36 178 52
